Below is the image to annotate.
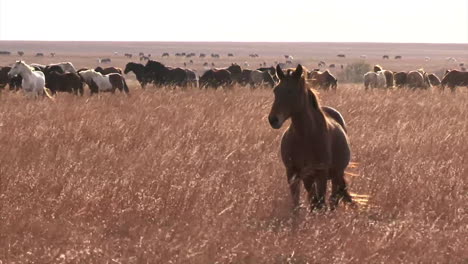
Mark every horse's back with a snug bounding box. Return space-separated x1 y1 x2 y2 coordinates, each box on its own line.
322 106 347 133
323 108 350 170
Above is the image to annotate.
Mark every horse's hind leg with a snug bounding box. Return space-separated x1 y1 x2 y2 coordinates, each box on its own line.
330 169 353 209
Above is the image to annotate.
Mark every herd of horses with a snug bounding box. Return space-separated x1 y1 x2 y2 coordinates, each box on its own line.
364 65 468 91
1 59 467 97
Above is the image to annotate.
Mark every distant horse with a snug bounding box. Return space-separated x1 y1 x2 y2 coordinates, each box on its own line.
144 60 188 86
268 64 353 211
95 66 122 75
199 69 232 89
124 53 133 58
78 69 129 95
7 61 52 98
364 72 377 89
240 69 252 86
227 53 234 57
47 62 77 73
394 72 408 87
308 70 338 90
406 70 430 89
162 52 170 57
382 55 389 59
124 62 148 88
35 53 44 57
0 67 22 91
428 73 441 87
395 55 402 59
17 51 24 56
185 69 198 88
382 70 394 88
337 54 346 58
249 70 276 88
441 70 468 92
45 71 83 95
31 63 47 72
225 64 242 83
258 66 279 82
371 65 391 88
99 58 112 64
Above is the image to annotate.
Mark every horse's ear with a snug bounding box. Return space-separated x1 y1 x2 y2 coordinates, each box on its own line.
276 64 285 80
292 64 303 80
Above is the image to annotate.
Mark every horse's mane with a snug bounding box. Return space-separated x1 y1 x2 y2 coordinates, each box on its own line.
290 66 322 111
16 61 35 71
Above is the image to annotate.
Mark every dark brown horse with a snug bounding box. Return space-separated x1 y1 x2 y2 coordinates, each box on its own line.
441 70 468 91
95 66 122 75
394 72 408 87
0 66 22 91
268 64 354 212
199 69 232 89
428 73 441 87
45 72 83 95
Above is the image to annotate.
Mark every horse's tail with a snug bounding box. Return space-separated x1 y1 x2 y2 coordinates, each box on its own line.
122 77 130 94
43 87 55 101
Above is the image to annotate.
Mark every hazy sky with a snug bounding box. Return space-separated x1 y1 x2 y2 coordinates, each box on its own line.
0 0 467 43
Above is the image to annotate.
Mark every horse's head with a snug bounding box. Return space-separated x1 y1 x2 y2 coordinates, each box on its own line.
227 64 242 74
95 66 104 74
124 63 133 74
269 64 318 129
8 61 24 78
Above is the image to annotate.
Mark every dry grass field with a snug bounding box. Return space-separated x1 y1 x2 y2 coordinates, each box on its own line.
0 41 467 263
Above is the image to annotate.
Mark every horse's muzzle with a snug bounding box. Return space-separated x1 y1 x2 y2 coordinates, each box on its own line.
268 115 281 129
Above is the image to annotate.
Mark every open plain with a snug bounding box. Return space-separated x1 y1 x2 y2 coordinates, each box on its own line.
0 41 467 263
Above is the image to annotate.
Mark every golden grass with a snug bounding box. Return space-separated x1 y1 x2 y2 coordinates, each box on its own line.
0 85 467 263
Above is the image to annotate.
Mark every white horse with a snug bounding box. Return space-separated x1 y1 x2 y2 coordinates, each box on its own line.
8 61 52 98
78 69 129 94
364 71 386 89
376 71 387 88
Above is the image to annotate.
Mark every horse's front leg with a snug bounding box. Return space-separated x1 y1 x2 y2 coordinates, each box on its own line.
314 170 328 210
304 170 327 211
330 169 354 210
286 167 300 215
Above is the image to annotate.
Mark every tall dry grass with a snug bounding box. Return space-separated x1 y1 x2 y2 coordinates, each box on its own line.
0 85 467 263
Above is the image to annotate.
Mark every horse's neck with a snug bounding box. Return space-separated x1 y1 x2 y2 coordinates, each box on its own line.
290 105 328 140
19 67 33 81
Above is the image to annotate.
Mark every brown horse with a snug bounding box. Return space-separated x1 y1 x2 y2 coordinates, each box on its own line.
95 66 122 75
407 70 431 89
428 73 441 87
307 70 338 90
45 71 83 95
268 64 353 212
441 70 468 91
199 69 232 89
394 72 408 87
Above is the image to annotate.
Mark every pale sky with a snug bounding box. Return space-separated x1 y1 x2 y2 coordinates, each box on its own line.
0 0 467 43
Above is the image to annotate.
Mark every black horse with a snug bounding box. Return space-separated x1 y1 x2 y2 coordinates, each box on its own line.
144 60 188 87
124 62 149 88
45 72 83 95
199 69 232 89
0 66 22 91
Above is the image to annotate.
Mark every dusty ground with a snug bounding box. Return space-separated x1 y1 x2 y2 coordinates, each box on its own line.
0 41 467 263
